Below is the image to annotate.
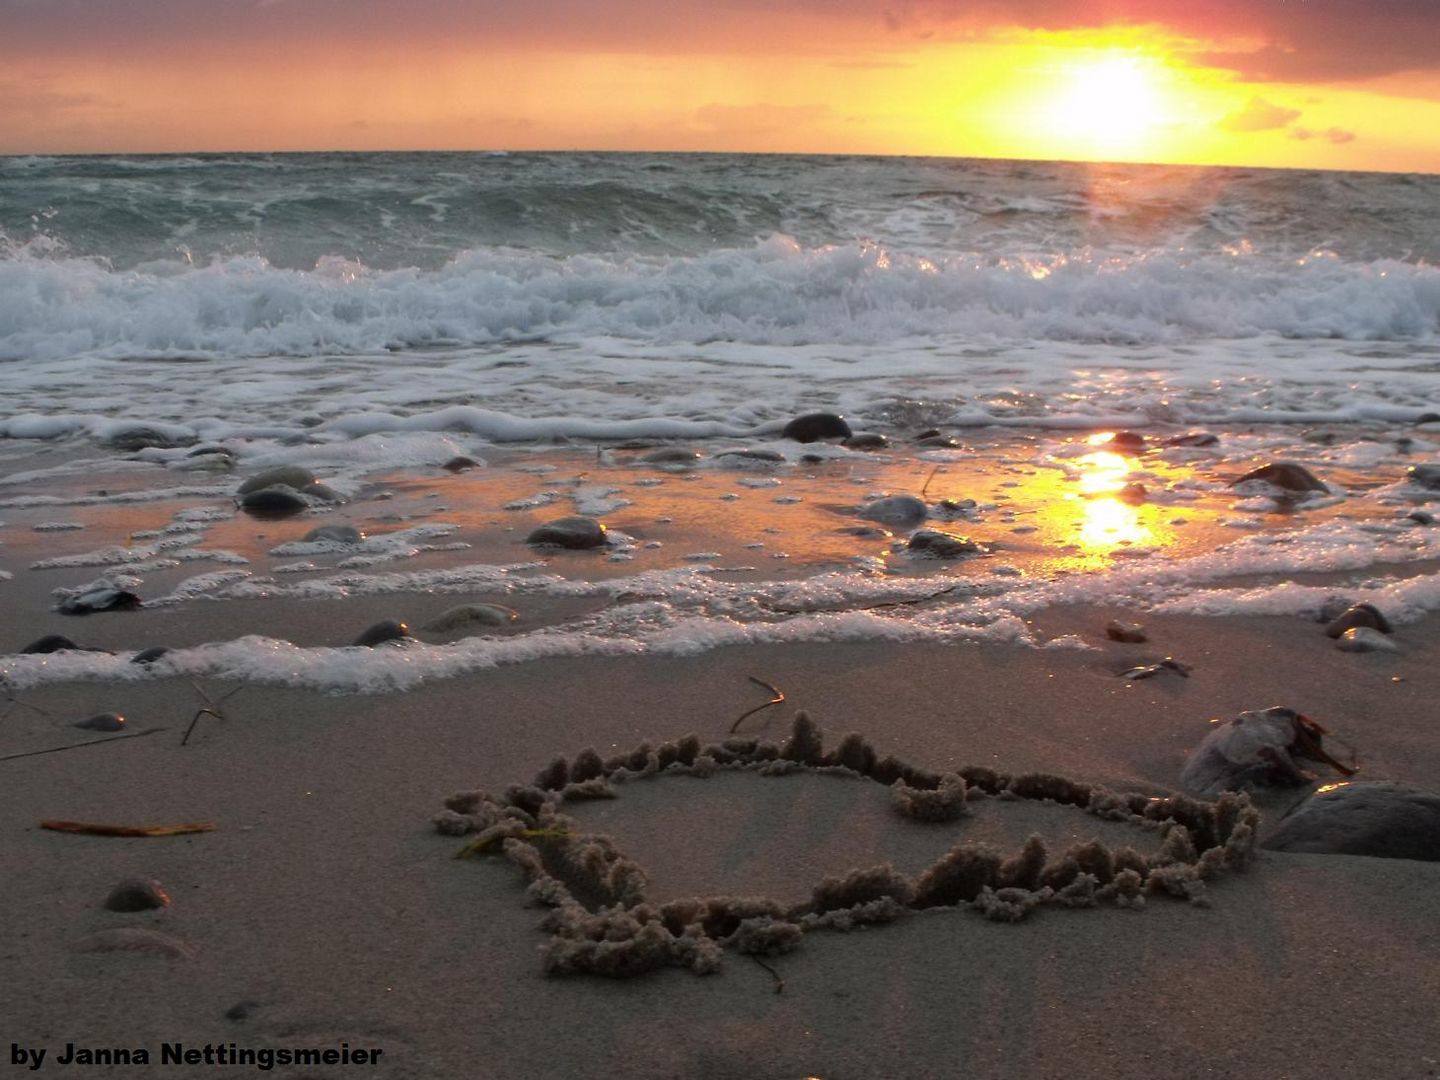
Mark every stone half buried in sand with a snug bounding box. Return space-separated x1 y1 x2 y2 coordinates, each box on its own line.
525 516 607 550
907 529 986 559
422 603 519 639
1229 461 1328 494
1180 706 1356 798
56 583 142 616
781 412 851 443
438 712 1261 979
1324 602 1392 639
352 620 412 648
855 494 928 525
1406 463 1440 491
1262 781 1440 861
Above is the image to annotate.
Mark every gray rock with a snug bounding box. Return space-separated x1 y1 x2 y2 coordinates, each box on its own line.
1407 510 1436 525
237 466 318 495
857 495 928 525
1121 657 1191 680
1164 432 1219 448
714 448 785 465
186 445 235 460
842 433 889 451
1316 595 1357 623
1180 706 1354 797
907 530 986 559
131 647 171 665
104 876 170 912
302 524 364 545
1406 464 1440 490
1262 781 1440 861
916 434 962 449
423 604 519 637
237 486 311 518
1230 462 1328 493
1415 412 1440 425
526 516 608 550
638 448 702 465
75 712 125 732
22 634 82 654
782 412 851 443
442 456 480 473
104 428 197 452
1335 627 1399 653
353 620 411 648
1105 620 1147 643
1105 431 1146 450
1324 602 1392 639
58 585 142 615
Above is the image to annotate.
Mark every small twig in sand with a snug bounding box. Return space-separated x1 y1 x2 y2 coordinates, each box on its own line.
860 584 962 611
920 465 941 500
182 682 244 746
730 676 785 734
40 819 216 838
0 727 166 763
750 955 785 994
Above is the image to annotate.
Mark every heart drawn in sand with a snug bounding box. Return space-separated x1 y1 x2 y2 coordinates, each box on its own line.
435 713 1259 979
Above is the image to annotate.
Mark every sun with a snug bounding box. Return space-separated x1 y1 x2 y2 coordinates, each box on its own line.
1045 52 1169 154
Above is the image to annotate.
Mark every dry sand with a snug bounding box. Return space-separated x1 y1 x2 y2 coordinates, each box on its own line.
2 438 1439 1079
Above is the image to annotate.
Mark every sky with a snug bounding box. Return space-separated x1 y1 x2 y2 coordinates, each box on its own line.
2 0 1439 171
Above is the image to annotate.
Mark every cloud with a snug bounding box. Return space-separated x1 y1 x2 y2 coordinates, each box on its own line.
1290 126 1358 144
1219 96 1301 133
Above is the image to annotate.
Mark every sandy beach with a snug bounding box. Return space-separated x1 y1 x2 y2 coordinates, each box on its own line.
3 430 1439 1080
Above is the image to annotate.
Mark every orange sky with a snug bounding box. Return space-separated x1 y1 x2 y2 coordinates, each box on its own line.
2 0 1438 171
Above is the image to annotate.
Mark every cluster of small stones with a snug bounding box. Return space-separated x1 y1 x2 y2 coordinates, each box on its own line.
435 712 1259 979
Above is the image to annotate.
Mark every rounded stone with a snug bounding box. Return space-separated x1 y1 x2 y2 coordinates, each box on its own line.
353 620 412 648
237 466 318 496
916 434 962 449
1105 620 1147 643
1262 781 1440 861
422 604 519 637
1324 602 1392 639
1230 462 1328 493
782 412 851 443
302 524 364 545
1164 432 1219 448
104 428 196 452
1406 464 1440 491
1117 482 1147 505
58 586 142 615
442 456 480 473
638 448 702 465
842 433 889 451
1408 510 1437 526
714 448 785 464
75 712 125 732
1335 626 1399 653
907 530 986 559
131 646 172 665
104 876 171 912
857 495 928 525
1415 413 1440 425
21 634 81 654
526 516 608 550
1105 431 1146 450
238 486 310 518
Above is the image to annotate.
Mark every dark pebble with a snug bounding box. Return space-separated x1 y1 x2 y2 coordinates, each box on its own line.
58 587 142 615
131 647 172 665
857 495 928 525
21 634 81 654
1105 431 1146 450
1406 464 1440 491
1325 602 1392 639
714 448 785 464
75 712 126 732
224 1001 259 1022
1164 432 1219 448
639 448 703 465
238 487 311 518
1105 620 1147 643
353 620 412 648
442 456 479 472
1262 781 1440 861
1415 413 1440 425
916 434 962 449
907 530 986 558
237 466 317 495
104 876 170 912
526 516 608 550
782 412 851 443
1117 482 1147 505
302 524 363 544
103 428 197 452
842 433 889 451
1230 462 1328 493
1408 510 1436 525
186 445 235 459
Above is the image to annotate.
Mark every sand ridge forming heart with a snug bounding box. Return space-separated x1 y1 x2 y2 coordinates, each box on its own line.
434 712 1260 978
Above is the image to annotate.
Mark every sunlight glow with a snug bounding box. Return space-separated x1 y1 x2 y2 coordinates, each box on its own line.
1044 51 1173 156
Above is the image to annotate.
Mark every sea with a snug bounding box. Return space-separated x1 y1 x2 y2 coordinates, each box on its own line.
3 151 1440 692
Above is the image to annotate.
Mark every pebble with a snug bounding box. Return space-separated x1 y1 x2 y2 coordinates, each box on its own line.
75 712 125 732
1105 620 1147 643
352 620 412 648
1335 626 1399 653
224 1001 259 1022
1117 482 1147 505
302 524 364 544
1415 412 1440 425
442 456 479 472
1121 657 1191 680
104 428 196 452
131 647 171 665
857 495 928 525
1164 432 1219 448
186 445 235 460
237 466 318 495
525 516 608 549
714 448 785 464
1105 431 1146 450
916 434 962 449
842 433 889 451
104 876 171 912
21 634 83 654
638 448 702 465
1261 781 1440 861
1324 602 1392 639
422 604 519 637
58 585 142 615
1407 510 1436 525
907 530 986 558
1406 464 1440 490
1230 462 1328 493
238 487 311 518
782 412 851 443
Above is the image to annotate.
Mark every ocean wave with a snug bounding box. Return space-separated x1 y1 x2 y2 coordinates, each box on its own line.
1 236 1436 361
